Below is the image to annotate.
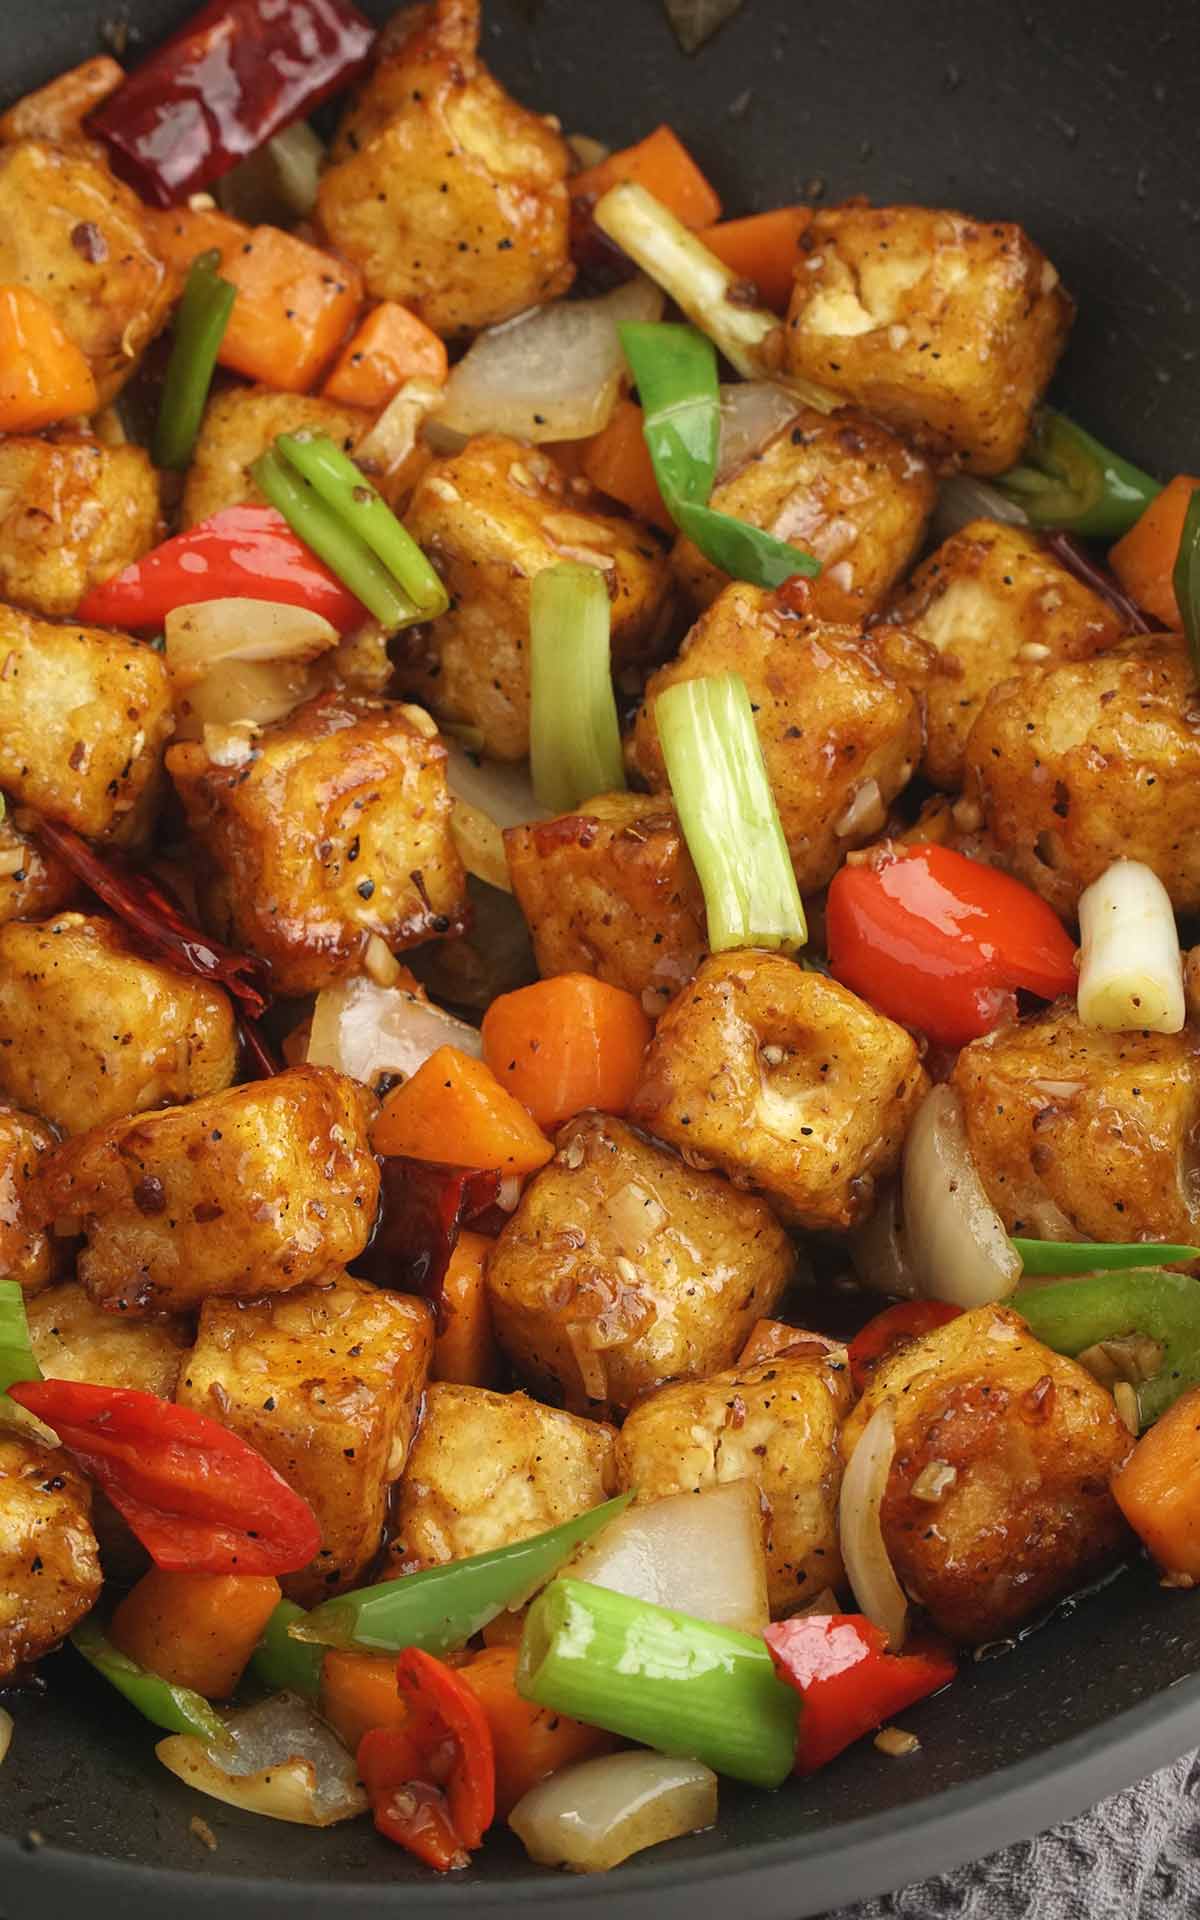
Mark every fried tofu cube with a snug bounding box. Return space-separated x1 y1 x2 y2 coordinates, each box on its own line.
630 951 928 1231
965 636 1200 916
504 792 706 1016
169 693 467 996
785 205 1073 474
486 1113 794 1414
627 582 926 892
398 436 674 761
0 1434 100 1681
886 519 1124 789
674 408 934 622
318 0 573 335
179 1276 433 1603
0 140 172 403
0 813 77 931
181 387 373 528
387 1382 617 1573
0 438 159 619
0 1101 62 1297
0 914 237 1134
36 1066 380 1314
617 1352 852 1615
27 1281 190 1397
844 1305 1132 1644
0 604 172 840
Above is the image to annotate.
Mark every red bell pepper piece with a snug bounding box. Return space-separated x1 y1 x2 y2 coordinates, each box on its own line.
848 1300 962 1395
826 843 1078 1049
8 1381 320 1577
87 0 375 208
77 505 366 635
357 1649 495 1872
764 1613 956 1774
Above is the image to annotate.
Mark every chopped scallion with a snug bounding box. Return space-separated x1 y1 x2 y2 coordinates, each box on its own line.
529 562 626 811
1173 487 1200 677
0 1278 40 1401
1012 1239 1200 1276
153 250 235 472
251 448 414 631
274 432 448 619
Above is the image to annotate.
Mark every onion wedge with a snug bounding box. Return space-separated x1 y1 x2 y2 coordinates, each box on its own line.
509 1750 717 1872
307 973 481 1089
839 1401 908 1650
1077 859 1185 1035
566 1481 769 1633
156 1694 366 1827
901 1084 1021 1308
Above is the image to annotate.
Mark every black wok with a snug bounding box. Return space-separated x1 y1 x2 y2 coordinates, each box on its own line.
2 0 1199 1912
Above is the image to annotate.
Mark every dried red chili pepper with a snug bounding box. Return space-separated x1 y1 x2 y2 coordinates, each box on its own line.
358 1158 502 1325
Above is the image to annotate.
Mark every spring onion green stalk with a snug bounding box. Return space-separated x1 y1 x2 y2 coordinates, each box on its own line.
153 250 236 472
1013 1268 1200 1427
992 409 1162 538
1173 488 1200 676
72 1618 232 1747
656 672 805 953
1076 859 1184 1035
1013 1239 1200 1276
251 1599 324 1700
0 1279 40 1400
516 1578 799 1789
274 433 448 619
290 1493 633 1653
529 563 626 811
251 449 416 631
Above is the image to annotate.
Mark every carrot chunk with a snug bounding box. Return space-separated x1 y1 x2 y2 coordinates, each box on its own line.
481 973 653 1131
696 205 813 311
324 301 448 409
109 1569 281 1699
0 286 97 429
458 1644 618 1820
570 125 721 229
372 1046 554 1174
320 1649 409 1753
581 399 673 532
433 1229 499 1387
1111 1384 1200 1577
1109 474 1200 628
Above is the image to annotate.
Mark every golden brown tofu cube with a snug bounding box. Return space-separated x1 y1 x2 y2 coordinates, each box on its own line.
0 1101 62 1297
0 437 159 620
885 519 1123 789
0 1434 100 1681
0 140 172 404
181 387 373 528
387 1382 617 1573
0 604 172 840
504 792 706 1016
36 1066 380 1315
674 408 934 622
399 436 674 761
630 951 928 1231
785 205 1073 474
486 1112 794 1414
617 1352 852 1616
0 812 78 930
179 1276 433 1603
627 582 926 893
964 635 1200 916
319 0 573 335
843 1305 1132 1644
28 1281 190 1397
0 914 237 1134
169 693 467 996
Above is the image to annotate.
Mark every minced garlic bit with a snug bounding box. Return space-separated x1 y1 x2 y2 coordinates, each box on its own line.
189 1814 218 1851
911 1460 957 1503
874 1726 920 1758
1113 1381 1139 1435
363 934 401 989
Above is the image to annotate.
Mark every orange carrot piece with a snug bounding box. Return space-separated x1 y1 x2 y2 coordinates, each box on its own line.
109 1569 281 1699
372 1045 554 1173
581 399 673 533
0 286 97 430
738 1320 845 1367
697 205 813 312
480 1608 527 1649
323 301 448 409
433 1229 498 1387
458 1645 619 1820
570 125 721 229
320 1649 409 1753
481 973 653 1131
145 205 249 281
1111 1384 1200 1577
1109 474 1200 628
0 55 124 144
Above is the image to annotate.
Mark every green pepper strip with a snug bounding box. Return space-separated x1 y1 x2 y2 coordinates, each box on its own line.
153 250 236 472
252 447 417 631
1013 1268 1200 1426
1012 1239 1200 1277
274 432 448 620
992 408 1161 539
1172 488 1200 677
289 1492 633 1654
0 1278 40 1400
72 1617 232 1746
620 321 820 588
251 1598 324 1700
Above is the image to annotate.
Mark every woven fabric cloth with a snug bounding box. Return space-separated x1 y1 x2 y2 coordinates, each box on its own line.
824 1754 1200 1919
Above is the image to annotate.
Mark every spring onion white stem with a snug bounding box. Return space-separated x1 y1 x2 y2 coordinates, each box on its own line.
1077 859 1184 1034
529 563 625 811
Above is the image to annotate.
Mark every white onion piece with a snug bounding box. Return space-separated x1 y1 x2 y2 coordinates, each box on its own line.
174 658 316 739
567 1481 769 1633
716 381 801 484
1077 859 1184 1035
901 1084 1022 1308
156 1694 366 1828
216 121 325 224
165 598 339 671
443 740 547 891
0 1707 12 1767
307 973 481 1088
931 474 1030 542
437 277 666 444
847 1180 919 1299
450 799 510 893
356 377 445 474
509 1750 717 1873
839 1401 908 1649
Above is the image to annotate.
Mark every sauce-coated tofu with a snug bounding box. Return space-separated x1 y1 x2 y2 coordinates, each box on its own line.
27 1280 190 1397
181 387 372 528
0 1101 62 1297
0 438 159 619
0 1435 100 1682
0 813 77 931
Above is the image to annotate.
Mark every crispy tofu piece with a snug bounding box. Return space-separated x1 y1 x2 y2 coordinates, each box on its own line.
387 1382 617 1572
0 140 172 404
0 437 159 620
485 1113 795 1413
0 1434 100 1681
0 603 172 840
965 635 1200 916
630 950 928 1231
0 914 237 1134
885 519 1123 788
318 0 573 334
179 1276 433 1603
627 582 926 892
504 792 706 1016
0 812 78 930
27 1281 190 1396
617 1352 852 1615
181 387 373 528
844 1305 1132 1644
169 693 467 996
36 1066 380 1315
0 1102 62 1297
398 436 674 761
785 205 1073 474
674 408 934 622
